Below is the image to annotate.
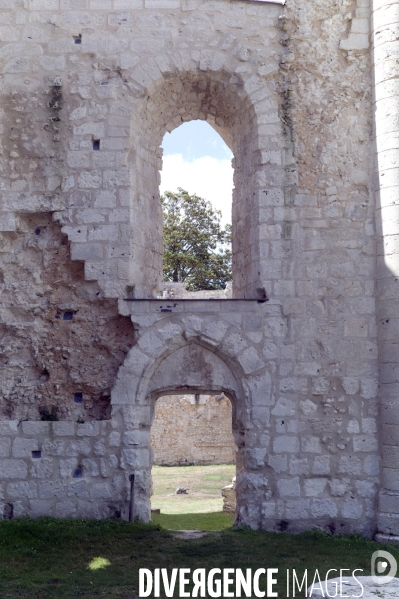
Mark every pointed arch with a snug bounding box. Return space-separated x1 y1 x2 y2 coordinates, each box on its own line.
112 332 250 523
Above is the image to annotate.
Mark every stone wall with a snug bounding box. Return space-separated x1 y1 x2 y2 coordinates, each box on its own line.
0 213 135 421
0 0 397 540
0 420 126 520
113 300 382 534
151 394 236 466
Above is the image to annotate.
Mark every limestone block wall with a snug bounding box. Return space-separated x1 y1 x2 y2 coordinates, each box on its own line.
0 0 287 299
0 0 397 538
0 420 128 520
112 299 382 534
151 394 236 466
372 0 399 539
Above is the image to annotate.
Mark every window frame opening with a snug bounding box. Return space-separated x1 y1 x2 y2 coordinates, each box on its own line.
158 120 236 300
131 71 267 300
159 120 234 295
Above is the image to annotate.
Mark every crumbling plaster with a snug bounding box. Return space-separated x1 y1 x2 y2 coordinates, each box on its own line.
0 212 135 421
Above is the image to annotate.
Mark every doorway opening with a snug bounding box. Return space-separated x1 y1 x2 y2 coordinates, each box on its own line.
159 120 234 296
150 392 237 530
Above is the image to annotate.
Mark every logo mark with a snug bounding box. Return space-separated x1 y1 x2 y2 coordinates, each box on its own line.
371 550 397 585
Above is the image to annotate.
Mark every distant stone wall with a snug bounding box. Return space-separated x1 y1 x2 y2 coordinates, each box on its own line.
151 395 236 466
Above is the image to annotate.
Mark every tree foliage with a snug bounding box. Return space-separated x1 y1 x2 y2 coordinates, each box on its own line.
162 188 232 291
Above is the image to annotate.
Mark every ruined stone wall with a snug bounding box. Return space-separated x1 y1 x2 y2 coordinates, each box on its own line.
151 394 236 466
272 0 379 534
0 213 135 421
0 420 125 520
0 0 395 538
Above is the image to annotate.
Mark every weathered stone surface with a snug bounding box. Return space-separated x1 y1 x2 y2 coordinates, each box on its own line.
311 499 338 519
30 458 53 479
42 440 65 457
0 439 11 457
90 483 111 500
222 478 236 513
59 459 78 479
277 477 301 498
21 422 50 436
304 478 327 497
55 501 76 518
65 440 91 457
77 423 100 437
151 394 235 466
29 500 52 518
0 460 27 479
82 459 99 477
7 481 37 499
39 481 67 499
13 438 39 458
0 0 392 537
53 423 75 437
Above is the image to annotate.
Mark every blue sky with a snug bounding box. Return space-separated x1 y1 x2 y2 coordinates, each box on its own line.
162 120 233 162
160 121 234 225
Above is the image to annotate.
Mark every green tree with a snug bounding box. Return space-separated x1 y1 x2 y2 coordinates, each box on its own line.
162 188 232 291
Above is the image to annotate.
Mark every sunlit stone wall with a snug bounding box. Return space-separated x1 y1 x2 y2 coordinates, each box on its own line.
0 0 394 539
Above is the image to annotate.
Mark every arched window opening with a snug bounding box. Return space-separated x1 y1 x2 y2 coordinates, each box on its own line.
160 121 233 296
150 392 237 530
133 71 263 299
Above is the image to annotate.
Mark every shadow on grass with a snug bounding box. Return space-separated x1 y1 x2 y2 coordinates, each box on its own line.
151 511 235 530
0 518 398 598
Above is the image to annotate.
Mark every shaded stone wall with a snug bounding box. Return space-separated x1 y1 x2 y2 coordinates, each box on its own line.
371 0 399 541
151 394 236 466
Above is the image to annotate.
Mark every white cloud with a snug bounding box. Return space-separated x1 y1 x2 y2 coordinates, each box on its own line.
160 154 233 225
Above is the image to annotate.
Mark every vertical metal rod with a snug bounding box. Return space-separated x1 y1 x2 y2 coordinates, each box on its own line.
129 473 135 522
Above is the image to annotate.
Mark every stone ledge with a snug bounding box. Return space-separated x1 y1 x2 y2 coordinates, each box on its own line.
121 298 273 316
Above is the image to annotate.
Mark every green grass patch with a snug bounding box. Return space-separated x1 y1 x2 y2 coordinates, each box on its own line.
151 464 235 514
0 518 398 598
151 511 235 531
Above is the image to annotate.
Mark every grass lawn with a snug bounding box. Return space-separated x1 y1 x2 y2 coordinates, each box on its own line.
151 464 235 515
0 518 398 598
151 511 235 531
